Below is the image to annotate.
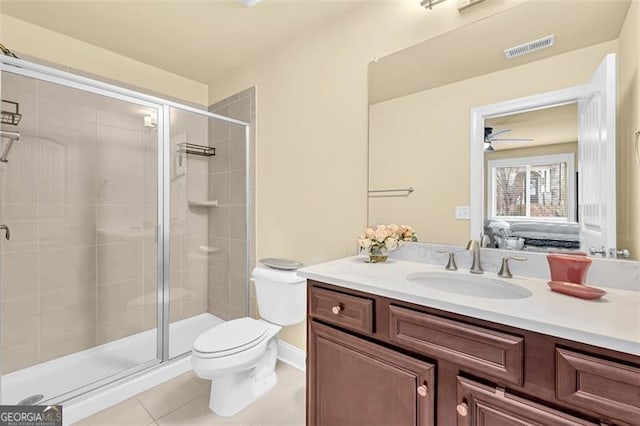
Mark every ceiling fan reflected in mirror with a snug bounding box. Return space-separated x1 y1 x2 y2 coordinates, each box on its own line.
484 127 534 151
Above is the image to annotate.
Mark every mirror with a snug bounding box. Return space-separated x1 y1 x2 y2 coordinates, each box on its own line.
470 57 618 257
367 0 638 260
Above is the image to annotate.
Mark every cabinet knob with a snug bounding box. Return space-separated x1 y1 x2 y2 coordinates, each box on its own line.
456 402 469 417
417 384 428 397
331 305 342 315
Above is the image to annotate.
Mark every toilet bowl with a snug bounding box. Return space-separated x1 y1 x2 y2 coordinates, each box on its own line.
192 263 306 417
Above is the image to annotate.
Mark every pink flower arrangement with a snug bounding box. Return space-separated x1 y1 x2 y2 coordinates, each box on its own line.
358 224 418 253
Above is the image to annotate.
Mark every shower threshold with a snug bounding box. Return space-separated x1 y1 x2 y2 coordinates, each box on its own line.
2 313 222 408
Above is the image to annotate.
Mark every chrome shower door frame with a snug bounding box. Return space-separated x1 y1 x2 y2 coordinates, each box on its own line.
0 56 251 403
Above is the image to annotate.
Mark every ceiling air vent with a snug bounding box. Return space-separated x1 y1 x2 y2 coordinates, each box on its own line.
504 35 555 60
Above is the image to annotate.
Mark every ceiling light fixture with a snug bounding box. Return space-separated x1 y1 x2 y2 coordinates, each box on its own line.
237 0 263 7
420 0 447 10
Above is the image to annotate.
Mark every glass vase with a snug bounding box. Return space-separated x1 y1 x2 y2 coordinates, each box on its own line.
369 246 389 263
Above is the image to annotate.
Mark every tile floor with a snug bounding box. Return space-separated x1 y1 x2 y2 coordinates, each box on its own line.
74 362 305 425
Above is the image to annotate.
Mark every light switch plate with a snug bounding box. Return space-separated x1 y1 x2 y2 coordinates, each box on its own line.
455 206 470 220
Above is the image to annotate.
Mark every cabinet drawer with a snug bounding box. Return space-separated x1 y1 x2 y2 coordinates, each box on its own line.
556 348 640 425
456 376 597 425
389 305 523 386
309 287 374 335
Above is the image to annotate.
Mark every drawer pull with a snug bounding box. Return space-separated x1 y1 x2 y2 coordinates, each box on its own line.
331 305 343 315
456 402 469 417
417 384 428 397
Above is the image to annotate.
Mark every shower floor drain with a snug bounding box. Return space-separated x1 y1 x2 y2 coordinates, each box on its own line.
18 394 44 405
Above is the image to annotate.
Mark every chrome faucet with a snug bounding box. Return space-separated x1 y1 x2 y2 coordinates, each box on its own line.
436 250 458 271
465 239 483 274
497 256 527 278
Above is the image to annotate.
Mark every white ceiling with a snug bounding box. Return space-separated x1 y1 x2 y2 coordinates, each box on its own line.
0 0 365 85
369 0 631 104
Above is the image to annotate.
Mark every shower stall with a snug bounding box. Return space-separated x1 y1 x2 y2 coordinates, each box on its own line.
0 56 250 418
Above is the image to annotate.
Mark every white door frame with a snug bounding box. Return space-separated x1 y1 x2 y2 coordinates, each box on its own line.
469 85 584 239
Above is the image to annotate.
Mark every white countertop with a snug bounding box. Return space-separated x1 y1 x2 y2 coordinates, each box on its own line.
298 256 640 356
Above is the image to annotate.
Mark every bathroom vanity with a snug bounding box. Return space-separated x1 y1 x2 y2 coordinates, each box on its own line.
300 257 640 426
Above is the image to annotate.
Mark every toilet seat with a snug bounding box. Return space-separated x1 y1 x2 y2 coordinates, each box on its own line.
193 318 268 358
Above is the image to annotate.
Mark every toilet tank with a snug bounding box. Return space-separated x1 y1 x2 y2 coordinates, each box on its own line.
252 264 306 326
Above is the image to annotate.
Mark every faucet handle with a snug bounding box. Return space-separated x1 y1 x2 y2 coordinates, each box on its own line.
436 250 458 271
497 256 527 278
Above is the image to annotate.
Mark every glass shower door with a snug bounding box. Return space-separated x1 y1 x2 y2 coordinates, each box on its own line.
0 70 162 404
166 106 249 359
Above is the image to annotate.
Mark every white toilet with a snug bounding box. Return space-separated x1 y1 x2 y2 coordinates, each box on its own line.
191 263 306 417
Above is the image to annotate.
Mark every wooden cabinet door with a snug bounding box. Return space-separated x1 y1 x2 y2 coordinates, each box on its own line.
308 321 435 426
456 376 598 426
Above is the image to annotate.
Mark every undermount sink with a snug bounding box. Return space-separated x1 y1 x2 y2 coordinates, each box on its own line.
406 272 532 300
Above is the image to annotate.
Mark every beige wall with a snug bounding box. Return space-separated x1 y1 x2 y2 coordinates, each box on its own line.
209 0 529 350
368 41 617 248
617 0 640 260
0 14 208 106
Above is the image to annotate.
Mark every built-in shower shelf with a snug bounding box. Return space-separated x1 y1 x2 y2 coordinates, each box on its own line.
188 200 219 208
199 245 219 253
187 246 220 260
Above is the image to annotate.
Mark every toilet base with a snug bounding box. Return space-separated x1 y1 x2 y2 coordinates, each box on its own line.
210 369 277 417
207 336 279 417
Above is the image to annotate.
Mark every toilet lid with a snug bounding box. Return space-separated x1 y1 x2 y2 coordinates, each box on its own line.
193 318 268 355
259 258 303 271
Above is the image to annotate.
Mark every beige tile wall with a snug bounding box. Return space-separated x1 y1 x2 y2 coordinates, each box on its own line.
95 94 157 346
207 87 255 320
1 73 98 373
0 72 159 373
168 108 210 327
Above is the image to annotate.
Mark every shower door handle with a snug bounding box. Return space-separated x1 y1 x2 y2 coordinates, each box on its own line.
0 225 10 240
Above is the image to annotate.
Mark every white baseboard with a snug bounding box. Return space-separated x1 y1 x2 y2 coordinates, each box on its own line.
277 340 306 371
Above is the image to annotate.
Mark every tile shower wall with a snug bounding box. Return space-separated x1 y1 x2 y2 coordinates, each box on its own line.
0 72 158 373
95 95 158 346
169 108 210 324
207 87 255 320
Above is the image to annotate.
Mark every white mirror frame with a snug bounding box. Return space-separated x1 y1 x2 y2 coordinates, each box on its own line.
469 85 585 240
